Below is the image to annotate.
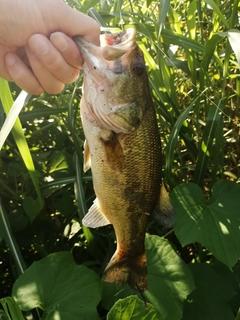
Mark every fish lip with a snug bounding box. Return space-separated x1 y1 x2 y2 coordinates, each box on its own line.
73 28 136 49
73 28 137 63
100 28 136 48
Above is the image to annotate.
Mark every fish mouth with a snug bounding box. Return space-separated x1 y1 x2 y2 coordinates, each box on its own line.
100 28 137 60
73 28 137 64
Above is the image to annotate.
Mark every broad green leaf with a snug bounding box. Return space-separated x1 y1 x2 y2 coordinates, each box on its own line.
22 196 43 222
182 264 236 320
144 235 195 320
48 151 72 173
101 282 136 311
107 295 159 320
173 180 240 268
12 252 101 320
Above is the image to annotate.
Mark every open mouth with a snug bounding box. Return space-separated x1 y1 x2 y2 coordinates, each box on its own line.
100 28 137 61
100 28 136 47
74 28 137 63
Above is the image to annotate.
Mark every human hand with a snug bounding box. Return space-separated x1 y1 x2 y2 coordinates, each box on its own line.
0 0 100 95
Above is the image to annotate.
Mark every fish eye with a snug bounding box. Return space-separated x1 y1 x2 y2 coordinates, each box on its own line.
131 62 145 76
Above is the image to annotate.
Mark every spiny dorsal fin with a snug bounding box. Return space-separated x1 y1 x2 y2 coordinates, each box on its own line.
83 140 91 172
153 183 177 229
82 198 111 228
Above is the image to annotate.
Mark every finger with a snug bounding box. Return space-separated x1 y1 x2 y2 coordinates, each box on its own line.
4 52 44 95
25 47 65 94
0 46 14 81
56 2 100 46
28 34 79 84
50 32 83 68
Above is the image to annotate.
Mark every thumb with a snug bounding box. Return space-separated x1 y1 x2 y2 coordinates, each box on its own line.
55 1 100 46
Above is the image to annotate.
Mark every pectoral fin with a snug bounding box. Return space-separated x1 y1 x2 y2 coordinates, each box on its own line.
82 198 111 228
83 140 91 172
153 183 177 229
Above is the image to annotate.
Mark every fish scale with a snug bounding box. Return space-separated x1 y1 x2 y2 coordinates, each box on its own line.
74 28 176 292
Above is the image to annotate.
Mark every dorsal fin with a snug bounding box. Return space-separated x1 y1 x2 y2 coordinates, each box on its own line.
153 183 177 229
82 198 111 228
83 140 91 172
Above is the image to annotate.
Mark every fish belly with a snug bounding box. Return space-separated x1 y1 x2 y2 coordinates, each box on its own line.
81 98 161 291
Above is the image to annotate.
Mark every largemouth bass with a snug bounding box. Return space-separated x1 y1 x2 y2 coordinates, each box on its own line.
74 29 176 292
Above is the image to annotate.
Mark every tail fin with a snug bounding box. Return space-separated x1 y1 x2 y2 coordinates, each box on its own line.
102 250 148 292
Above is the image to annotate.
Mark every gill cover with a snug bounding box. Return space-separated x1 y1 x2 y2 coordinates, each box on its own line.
74 29 147 133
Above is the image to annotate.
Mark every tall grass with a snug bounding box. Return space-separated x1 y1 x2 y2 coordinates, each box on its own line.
0 0 239 312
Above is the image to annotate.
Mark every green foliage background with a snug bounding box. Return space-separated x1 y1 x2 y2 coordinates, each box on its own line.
0 0 240 319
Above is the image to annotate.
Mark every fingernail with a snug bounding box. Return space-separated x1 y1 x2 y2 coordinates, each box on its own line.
6 53 17 66
29 35 50 55
50 33 68 52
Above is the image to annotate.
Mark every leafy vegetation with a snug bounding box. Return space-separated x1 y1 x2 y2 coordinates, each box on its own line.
0 0 240 319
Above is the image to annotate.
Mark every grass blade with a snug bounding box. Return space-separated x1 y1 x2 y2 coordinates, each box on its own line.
0 199 26 276
0 90 31 150
203 0 229 29
0 297 25 320
158 0 171 39
193 100 223 186
0 80 44 208
165 95 201 186
218 30 240 69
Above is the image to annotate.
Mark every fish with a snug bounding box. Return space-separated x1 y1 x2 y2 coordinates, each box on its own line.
74 28 176 292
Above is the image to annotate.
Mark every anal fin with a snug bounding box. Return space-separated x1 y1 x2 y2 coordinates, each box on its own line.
153 183 177 229
82 198 111 228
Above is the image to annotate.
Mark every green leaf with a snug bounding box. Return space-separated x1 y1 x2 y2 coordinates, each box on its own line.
218 29 240 69
0 80 44 209
203 0 229 29
22 196 43 222
0 90 31 150
158 0 171 38
201 34 222 71
193 100 223 185
0 297 25 320
182 264 236 320
0 199 26 275
0 309 8 320
236 309 240 320
101 282 136 311
144 235 195 320
107 295 159 320
173 180 240 268
165 96 200 184
12 252 101 320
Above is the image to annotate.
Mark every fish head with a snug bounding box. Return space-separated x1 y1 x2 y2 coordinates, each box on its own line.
74 29 150 133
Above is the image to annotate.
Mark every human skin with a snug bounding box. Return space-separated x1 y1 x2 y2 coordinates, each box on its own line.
0 0 100 94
